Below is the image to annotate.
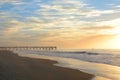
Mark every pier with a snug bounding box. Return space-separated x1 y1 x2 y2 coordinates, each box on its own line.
0 46 57 51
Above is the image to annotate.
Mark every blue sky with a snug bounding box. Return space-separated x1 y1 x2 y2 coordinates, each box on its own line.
84 0 120 9
0 0 120 49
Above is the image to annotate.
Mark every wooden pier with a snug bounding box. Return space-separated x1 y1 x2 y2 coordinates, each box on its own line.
0 46 57 51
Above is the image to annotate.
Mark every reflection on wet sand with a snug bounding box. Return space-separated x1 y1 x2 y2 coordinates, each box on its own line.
17 52 120 80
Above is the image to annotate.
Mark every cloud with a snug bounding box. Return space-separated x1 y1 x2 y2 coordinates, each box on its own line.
0 0 120 48
81 26 114 30
0 0 21 3
37 0 119 20
0 0 25 6
80 26 115 35
98 18 120 26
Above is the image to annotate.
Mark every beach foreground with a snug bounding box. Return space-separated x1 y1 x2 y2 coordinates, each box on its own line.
0 50 94 80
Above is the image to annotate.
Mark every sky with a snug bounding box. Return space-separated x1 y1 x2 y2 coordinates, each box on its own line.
0 0 120 49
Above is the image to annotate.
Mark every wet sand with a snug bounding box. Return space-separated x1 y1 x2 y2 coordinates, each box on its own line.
0 50 94 80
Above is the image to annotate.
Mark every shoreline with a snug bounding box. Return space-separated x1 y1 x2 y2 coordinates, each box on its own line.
0 50 94 80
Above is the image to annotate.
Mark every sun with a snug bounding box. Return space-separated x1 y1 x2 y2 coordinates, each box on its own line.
108 35 120 49
107 26 120 49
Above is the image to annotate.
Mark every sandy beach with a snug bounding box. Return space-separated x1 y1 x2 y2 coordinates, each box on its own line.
0 50 94 80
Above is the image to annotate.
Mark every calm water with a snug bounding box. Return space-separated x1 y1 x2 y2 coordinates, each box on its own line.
15 49 120 80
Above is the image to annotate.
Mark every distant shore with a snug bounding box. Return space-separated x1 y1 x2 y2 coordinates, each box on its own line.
0 50 94 80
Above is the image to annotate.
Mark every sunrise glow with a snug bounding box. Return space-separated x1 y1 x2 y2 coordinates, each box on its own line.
0 0 120 49
108 35 120 49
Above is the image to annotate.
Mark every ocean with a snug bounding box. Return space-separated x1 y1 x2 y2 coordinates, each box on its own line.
14 49 120 80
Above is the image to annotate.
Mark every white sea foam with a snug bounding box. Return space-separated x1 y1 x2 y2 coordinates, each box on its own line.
15 50 120 80
15 50 120 67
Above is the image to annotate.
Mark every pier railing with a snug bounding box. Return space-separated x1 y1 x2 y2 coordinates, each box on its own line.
0 46 57 51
